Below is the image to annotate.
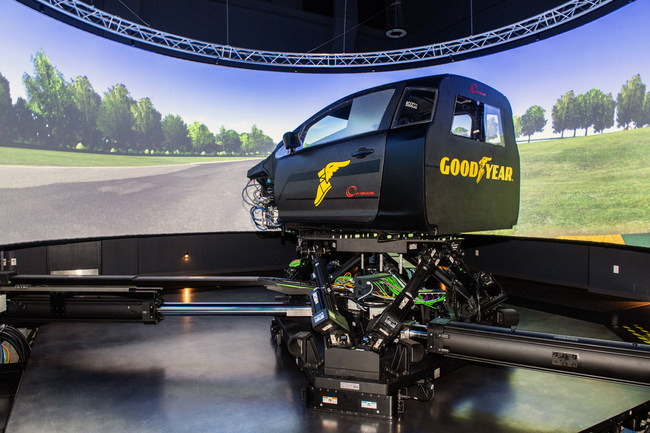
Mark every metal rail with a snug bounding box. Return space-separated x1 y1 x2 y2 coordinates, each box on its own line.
6 274 277 286
159 302 311 317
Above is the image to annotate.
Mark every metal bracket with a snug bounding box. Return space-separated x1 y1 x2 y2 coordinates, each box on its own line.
50 292 66 317
427 319 450 354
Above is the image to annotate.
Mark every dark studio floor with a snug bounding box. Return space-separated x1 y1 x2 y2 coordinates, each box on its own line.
4 286 650 433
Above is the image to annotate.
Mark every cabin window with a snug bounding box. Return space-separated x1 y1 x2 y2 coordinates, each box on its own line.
451 114 472 138
451 96 505 147
302 89 395 148
392 88 437 128
484 104 505 146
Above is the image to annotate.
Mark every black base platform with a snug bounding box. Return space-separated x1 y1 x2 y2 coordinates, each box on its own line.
6 287 650 433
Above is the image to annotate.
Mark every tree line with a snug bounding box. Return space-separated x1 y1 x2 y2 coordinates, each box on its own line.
513 74 650 142
0 50 276 155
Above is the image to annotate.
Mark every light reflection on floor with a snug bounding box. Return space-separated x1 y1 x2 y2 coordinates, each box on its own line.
181 288 192 303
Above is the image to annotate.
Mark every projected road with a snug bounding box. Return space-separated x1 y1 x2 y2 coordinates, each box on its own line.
0 160 260 245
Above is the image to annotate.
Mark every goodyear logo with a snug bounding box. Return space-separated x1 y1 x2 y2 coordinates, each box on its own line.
440 156 514 183
314 160 350 207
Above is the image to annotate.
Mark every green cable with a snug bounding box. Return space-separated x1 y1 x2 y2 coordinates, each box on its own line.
277 282 313 290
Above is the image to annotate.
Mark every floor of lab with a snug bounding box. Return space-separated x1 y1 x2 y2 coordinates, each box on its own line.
6 286 650 433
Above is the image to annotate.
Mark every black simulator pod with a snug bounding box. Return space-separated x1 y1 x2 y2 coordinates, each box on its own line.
247 74 520 235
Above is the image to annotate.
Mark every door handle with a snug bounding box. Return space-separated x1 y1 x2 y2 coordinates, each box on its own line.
352 147 374 158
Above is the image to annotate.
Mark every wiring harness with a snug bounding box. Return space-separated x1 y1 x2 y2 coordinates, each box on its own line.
242 178 280 230
0 325 32 364
366 274 446 309
332 272 446 311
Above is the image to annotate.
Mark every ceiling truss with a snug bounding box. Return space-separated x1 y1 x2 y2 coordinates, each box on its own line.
31 0 615 71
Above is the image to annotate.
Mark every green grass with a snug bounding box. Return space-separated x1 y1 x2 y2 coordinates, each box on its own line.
0 146 258 167
503 127 650 238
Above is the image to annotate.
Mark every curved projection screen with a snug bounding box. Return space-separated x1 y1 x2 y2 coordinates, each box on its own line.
0 0 649 248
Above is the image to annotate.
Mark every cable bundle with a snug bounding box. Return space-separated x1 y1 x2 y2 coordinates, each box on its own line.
0 325 32 364
242 179 279 230
332 273 355 291
367 274 446 309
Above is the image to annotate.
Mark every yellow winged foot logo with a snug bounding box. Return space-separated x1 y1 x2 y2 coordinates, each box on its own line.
314 160 351 207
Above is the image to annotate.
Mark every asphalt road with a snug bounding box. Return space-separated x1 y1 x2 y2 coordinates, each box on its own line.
0 160 261 245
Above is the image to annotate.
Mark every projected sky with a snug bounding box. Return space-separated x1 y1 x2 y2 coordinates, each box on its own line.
0 0 649 247
1 0 649 142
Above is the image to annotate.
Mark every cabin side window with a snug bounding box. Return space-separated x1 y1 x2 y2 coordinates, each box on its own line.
274 88 394 159
302 89 395 148
451 96 505 147
392 88 437 128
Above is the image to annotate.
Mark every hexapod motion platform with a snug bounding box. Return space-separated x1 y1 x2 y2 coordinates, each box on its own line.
1 76 650 424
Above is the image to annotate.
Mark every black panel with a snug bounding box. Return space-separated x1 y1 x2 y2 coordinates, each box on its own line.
102 238 139 275
589 247 650 301
3 247 47 275
138 232 297 275
463 237 589 289
47 242 101 274
3 232 297 277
